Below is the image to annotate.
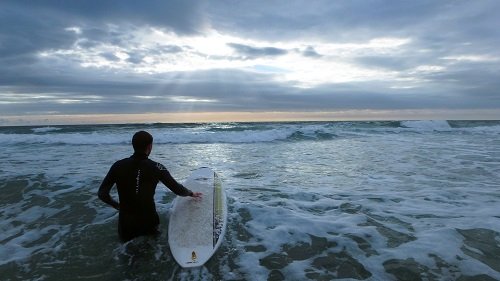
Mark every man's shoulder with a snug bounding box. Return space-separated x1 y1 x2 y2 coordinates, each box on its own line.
152 160 169 171
114 157 131 165
110 157 135 170
111 157 169 172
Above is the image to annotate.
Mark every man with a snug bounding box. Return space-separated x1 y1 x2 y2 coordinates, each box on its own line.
98 130 202 242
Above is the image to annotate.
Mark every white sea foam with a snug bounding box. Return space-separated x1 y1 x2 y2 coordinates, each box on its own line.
466 124 500 135
0 222 70 266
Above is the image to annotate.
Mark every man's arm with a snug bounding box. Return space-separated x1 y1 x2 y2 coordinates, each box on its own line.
98 164 120 210
156 163 200 197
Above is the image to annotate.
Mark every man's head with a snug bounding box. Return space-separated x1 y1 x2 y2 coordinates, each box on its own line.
132 131 153 154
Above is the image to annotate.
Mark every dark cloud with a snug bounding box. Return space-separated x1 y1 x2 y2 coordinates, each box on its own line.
126 53 144 64
0 0 205 59
227 43 288 59
302 46 321 58
100 52 120 62
0 3 77 60
209 0 500 44
5 0 207 33
361 58 406 71
158 45 184 54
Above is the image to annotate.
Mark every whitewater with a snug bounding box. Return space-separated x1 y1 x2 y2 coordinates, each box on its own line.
0 120 499 280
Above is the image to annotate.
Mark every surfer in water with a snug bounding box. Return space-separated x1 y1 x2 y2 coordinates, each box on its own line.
98 130 202 242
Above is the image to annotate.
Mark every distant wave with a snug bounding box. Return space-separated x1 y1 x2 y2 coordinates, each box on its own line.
0 125 335 145
1 121 499 145
31 126 62 133
400 120 452 131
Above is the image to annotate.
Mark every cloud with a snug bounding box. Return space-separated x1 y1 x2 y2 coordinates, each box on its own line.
0 4 77 61
100 52 121 62
0 0 499 121
227 43 288 59
0 0 206 59
302 46 322 58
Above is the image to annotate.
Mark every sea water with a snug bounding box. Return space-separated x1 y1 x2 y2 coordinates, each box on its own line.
0 120 499 281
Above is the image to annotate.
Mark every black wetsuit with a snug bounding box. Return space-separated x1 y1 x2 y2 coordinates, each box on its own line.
98 152 193 242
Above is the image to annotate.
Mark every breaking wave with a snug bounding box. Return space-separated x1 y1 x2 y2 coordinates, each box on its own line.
0 120 499 145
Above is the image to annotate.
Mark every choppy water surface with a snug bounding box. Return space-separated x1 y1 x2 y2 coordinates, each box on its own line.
1 120 499 280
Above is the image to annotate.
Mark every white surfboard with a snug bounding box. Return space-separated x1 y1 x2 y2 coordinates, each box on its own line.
168 167 227 268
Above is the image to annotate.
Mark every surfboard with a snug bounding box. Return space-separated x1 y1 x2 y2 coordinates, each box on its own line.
168 167 227 268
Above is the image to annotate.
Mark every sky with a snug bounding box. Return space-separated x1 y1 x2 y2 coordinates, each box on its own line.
1 0 499 125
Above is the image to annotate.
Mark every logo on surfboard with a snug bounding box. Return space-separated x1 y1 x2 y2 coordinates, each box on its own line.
188 251 197 264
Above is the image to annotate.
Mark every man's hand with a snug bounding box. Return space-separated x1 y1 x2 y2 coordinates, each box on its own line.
191 192 202 198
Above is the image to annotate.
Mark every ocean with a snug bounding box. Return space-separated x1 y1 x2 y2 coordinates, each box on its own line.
0 120 499 281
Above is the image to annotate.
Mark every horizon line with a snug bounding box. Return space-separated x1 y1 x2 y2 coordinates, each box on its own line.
1 109 500 127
